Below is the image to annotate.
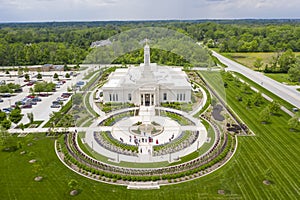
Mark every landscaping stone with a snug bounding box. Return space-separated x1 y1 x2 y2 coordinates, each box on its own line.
20 151 26 155
27 143 33 146
29 159 36 163
218 190 225 195
263 180 271 185
70 190 78 196
34 176 43 182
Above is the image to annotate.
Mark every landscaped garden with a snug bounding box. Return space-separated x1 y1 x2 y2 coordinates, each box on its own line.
0 68 299 199
159 111 194 126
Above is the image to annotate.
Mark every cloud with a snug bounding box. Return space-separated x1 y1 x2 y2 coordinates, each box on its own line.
0 0 299 22
206 0 227 2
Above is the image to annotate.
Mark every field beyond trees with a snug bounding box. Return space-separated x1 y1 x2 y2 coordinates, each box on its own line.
222 52 300 85
223 52 300 70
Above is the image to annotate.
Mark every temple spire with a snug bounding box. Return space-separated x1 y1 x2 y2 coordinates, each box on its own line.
144 40 150 66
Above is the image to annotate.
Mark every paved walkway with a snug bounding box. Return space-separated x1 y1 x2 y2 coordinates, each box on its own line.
189 84 208 116
83 106 208 163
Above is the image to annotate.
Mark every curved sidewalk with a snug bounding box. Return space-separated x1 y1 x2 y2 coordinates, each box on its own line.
83 107 208 163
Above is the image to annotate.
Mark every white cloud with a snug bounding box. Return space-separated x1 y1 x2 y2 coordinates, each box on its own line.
0 0 299 22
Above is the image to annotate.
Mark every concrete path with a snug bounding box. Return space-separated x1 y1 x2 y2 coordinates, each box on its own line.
189 84 208 116
83 107 208 163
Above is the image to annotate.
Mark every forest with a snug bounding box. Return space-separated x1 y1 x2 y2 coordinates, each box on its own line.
0 19 299 67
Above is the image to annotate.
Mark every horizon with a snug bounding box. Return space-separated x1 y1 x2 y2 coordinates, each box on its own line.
1 18 300 24
1 0 299 23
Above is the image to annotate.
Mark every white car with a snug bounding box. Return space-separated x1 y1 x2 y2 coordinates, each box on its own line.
56 97 67 101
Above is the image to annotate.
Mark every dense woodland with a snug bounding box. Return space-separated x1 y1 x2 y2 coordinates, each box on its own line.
0 19 299 67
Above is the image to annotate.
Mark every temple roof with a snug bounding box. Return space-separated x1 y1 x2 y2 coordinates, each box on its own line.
102 44 191 89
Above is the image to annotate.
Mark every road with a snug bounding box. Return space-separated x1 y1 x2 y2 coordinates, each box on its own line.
212 51 300 109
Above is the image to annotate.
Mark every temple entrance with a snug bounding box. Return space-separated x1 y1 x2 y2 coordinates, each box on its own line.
141 93 155 106
145 94 150 106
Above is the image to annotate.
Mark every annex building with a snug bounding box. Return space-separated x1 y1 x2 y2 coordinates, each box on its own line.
102 44 192 106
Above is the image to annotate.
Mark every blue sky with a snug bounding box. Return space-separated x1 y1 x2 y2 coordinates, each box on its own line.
0 0 299 22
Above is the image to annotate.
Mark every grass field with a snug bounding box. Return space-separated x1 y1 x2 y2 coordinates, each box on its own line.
222 52 300 70
0 71 299 199
222 52 300 85
233 72 296 111
264 73 298 85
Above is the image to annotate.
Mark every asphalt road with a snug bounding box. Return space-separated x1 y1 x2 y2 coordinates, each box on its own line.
212 51 300 109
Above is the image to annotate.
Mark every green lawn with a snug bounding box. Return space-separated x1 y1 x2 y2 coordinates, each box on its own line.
198 71 300 199
84 91 99 117
83 69 101 80
222 52 300 70
233 72 296 111
264 73 299 85
221 52 300 85
0 71 299 199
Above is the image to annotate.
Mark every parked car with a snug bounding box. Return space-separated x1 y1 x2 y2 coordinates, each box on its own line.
28 100 37 105
2 93 11 98
52 101 60 105
61 92 72 98
56 97 67 101
38 93 49 97
61 94 70 98
50 104 61 108
22 104 32 109
76 81 85 86
27 95 35 99
14 88 23 93
62 92 72 96
32 97 42 102
3 107 12 113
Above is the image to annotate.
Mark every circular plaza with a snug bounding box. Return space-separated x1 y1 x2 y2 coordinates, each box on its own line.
56 42 237 188
85 106 208 163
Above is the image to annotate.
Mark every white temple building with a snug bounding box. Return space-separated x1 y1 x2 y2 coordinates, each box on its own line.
101 44 192 106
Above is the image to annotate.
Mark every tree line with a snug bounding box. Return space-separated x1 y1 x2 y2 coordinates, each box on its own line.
0 20 299 66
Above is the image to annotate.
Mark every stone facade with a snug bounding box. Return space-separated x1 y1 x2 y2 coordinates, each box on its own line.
102 44 192 106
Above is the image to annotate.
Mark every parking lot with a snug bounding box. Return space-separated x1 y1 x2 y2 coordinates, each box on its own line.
0 68 90 127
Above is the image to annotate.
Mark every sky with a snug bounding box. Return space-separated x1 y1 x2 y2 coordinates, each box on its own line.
0 0 299 22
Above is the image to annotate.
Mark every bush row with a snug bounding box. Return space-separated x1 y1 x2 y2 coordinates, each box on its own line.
58 133 235 183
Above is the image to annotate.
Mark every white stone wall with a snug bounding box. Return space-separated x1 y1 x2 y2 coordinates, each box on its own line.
103 85 191 105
